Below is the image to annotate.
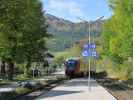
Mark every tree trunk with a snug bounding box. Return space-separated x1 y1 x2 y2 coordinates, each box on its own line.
0 61 6 79
7 59 14 80
25 61 31 76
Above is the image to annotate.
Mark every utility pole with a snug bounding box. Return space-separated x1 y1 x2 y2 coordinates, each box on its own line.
88 22 91 91
77 16 104 91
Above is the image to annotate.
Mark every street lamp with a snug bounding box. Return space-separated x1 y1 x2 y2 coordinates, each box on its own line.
77 16 104 91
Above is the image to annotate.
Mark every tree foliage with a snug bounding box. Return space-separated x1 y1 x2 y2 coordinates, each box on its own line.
103 0 133 62
0 0 49 77
102 0 133 79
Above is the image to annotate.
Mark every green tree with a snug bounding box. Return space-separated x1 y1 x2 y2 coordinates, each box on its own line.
0 0 50 79
103 0 133 61
0 0 26 80
102 0 133 79
17 0 50 75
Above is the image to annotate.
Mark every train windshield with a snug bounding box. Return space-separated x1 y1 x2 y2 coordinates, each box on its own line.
66 60 77 70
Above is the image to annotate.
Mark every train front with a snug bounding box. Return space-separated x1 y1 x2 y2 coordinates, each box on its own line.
65 58 80 77
65 59 76 76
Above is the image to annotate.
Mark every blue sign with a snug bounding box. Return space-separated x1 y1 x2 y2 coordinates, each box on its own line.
90 43 96 49
81 50 90 57
83 44 89 49
91 51 98 57
83 43 96 49
81 50 99 58
82 42 99 58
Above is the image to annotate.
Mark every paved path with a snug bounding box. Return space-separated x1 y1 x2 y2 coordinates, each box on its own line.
0 82 18 93
35 78 116 100
52 70 65 76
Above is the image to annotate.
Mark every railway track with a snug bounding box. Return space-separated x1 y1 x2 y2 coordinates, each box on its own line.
10 76 66 100
96 78 133 100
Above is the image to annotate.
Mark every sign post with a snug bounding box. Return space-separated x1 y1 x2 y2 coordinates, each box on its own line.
88 23 91 91
82 42 97 91
78 16 103 92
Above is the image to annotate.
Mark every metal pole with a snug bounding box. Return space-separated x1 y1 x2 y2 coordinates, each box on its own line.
88 22 91 91
93 22 96 74
76 16 104 91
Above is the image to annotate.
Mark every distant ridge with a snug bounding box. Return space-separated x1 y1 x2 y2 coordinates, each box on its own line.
45 14 103 51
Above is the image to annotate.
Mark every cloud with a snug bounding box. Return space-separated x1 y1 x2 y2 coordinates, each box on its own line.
47 0 84 17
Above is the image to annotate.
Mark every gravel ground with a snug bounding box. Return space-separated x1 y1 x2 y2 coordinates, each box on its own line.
96 78 133 100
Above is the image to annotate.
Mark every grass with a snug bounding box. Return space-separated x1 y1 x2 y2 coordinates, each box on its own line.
0 74 37 86
124 79 133 88
0 79 11 86
15 87 31 94
14 74 31 82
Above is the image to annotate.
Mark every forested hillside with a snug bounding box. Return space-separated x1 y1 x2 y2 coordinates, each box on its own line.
45 14 103 51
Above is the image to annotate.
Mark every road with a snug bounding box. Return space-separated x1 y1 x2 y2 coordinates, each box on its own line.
35 78 116 100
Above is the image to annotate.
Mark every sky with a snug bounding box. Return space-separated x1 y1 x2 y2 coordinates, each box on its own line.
42 0 112 22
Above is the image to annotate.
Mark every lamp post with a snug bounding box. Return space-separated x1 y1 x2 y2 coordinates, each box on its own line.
77 16 104 91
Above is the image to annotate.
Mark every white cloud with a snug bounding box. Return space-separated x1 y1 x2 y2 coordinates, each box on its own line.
47 0 84 17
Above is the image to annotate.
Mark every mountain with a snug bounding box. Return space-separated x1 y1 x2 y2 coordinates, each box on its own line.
45 14 103 51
